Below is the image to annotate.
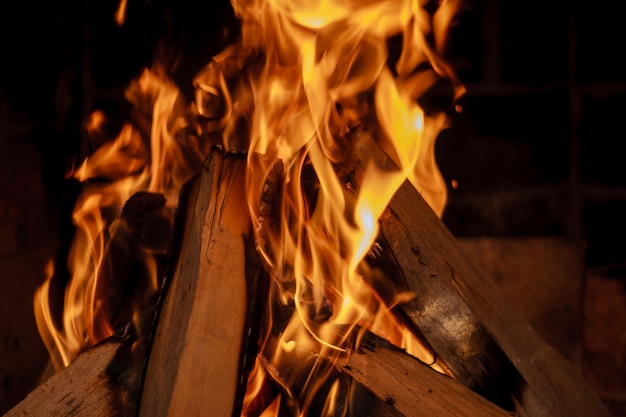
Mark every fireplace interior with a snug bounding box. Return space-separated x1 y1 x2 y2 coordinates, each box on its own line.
1 0 625 415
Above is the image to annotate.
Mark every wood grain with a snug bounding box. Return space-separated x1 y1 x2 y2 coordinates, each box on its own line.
138 149 258 417
4 338 136 417
382 177 612 417
343 340 511 417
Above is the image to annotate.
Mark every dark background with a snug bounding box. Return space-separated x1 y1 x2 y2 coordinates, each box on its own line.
1 0 625 414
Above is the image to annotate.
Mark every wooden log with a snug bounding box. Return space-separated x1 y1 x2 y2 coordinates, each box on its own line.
15 138 605 417
375 207 514 409
255 309 511 417
332 125 610 416
338 127 511 406
94 191 173 348
0 337 510 417
3 337 139 417
340 336 511 417
379 171 612 417
137 148 266 417
133 145 512 417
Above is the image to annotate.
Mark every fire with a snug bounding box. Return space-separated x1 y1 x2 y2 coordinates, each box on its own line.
34 64 208 370
114 0 128 27
35 0 463 413
193 0 463 414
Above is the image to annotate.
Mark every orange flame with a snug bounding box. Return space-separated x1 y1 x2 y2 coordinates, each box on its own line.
115 0 128 27
191 0 464 414
37 1 464 414
34 64 208 369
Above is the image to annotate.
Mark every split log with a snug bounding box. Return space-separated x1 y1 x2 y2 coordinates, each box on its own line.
378 161 612 416
333 126 611 416
340 336 511 417
137 148 267 417
10 140 611 417
338 127 512 406
2 331 510 417
95 191 174 347
3 337 139 417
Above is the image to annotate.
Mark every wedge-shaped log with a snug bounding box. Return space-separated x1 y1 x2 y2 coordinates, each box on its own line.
138 149 265 417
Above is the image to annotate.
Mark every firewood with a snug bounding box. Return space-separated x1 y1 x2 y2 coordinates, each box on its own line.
137 148 267 417
330 126 611 416
375 202 514 409
379 165 612 416
334 127 512 406
254 307 511 417
3 337 139 417
339 336 511 417
9 146 604 417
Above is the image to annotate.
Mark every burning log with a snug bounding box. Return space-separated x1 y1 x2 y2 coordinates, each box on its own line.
138 149 267 417
334 127 611 416
137 135 610 416
339 336 510 417
9 143 611 417
3 337 138 417
131 147 510 417
380 172 611 417
2 313 503 417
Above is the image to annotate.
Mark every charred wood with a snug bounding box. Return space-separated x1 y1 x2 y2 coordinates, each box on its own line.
379 150 611 416
3 337 139 417
339 335 511 417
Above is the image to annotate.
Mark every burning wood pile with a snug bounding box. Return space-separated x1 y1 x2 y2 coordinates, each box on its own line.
4 0 612 416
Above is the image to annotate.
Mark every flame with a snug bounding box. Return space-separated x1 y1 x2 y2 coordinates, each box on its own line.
34 64 208 369
36 0 463 413
192 0 464 414
115 0 128 27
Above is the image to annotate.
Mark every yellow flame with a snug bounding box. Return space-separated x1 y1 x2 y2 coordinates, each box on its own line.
35 66 207 369
114 0 127 27
39 2 464 415
189 0 464 413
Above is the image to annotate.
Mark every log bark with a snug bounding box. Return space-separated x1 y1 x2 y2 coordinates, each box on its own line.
137 148 266 417
3 337 139 417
